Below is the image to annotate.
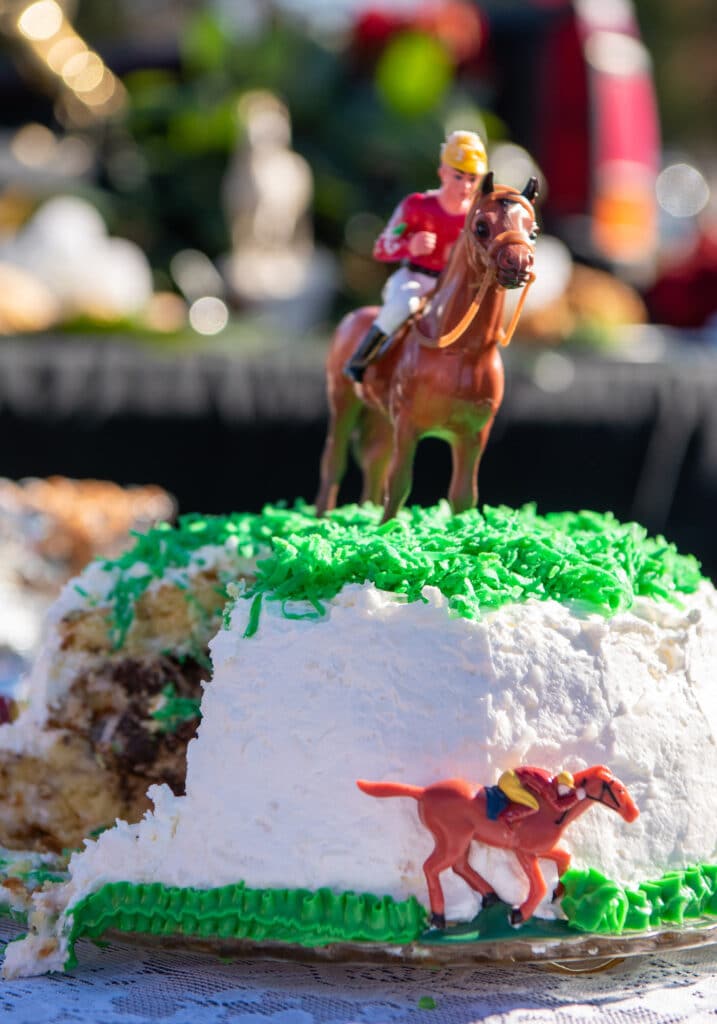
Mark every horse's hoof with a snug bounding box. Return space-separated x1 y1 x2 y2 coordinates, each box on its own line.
429 912 446 930
552 882 565 902
509 908 524 927
481 892 500 909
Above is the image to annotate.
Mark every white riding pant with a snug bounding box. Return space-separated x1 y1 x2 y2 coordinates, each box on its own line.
373 266 436 335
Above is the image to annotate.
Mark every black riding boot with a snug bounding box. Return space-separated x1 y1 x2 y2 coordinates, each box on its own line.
343 324 388 383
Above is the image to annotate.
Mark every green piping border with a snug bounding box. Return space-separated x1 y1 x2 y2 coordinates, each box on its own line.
58 863 717 969
63 882 427 970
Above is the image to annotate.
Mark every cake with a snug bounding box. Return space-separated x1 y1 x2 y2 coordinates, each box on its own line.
3 502 717 976
0 504 335 853
0 476 175 686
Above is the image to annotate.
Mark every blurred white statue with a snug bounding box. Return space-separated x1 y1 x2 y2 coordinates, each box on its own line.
222 90 335 329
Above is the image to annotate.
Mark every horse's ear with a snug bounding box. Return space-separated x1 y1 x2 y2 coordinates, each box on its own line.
481 171 494 196
522 176 539 204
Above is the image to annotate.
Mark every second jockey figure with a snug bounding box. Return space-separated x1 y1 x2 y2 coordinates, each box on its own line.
344 130 488 383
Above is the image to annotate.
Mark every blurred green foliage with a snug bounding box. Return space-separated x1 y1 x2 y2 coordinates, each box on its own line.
375 32 453 117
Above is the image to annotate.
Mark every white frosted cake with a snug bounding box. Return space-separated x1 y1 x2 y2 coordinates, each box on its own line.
3 503 717 976
0 506 334 852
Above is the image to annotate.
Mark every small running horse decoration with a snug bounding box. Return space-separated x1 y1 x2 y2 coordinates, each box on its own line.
357 765 639 927
316 173 539 521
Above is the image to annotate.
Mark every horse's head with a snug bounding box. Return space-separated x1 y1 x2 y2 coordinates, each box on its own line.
465 172 538 290
573 765 640 823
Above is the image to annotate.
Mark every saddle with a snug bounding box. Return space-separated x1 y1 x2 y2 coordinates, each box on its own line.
377 294 435 358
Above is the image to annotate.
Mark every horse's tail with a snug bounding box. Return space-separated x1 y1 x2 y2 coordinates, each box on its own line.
356 779 424 800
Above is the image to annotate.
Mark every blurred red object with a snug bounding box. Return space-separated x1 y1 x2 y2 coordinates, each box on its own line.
645 229 717 329
353 1 485 65
0 696 17 724
536 0 659 265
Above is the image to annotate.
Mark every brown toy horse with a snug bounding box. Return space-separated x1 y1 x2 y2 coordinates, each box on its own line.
316 173 539 521
357 765 639 927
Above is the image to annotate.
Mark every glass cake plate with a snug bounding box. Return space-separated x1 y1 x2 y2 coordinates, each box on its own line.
106 905 717 975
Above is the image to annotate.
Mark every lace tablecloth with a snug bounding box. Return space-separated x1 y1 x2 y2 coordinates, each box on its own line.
2 918 716 1023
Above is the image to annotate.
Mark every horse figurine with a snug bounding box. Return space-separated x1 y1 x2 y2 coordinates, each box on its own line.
316 172 539 521
357 765 639 927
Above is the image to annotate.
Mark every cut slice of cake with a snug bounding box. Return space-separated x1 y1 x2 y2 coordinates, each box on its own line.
4 504 716 976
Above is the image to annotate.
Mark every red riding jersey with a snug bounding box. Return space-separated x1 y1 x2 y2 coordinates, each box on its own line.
373 191 467 274
500 766 580 828
515 767 578 809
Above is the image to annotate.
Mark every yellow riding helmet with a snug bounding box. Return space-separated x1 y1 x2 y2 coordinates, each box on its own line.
441 130 488 176
555 770 575 789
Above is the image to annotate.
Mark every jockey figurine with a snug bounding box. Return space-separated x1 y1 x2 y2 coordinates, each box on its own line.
344 129 488 383
485 767 580 828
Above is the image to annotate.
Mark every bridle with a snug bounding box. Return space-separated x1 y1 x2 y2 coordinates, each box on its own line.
434 190 537 349
555 776 620 825
586 778 621 811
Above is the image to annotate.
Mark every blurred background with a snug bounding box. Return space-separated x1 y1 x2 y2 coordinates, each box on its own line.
0 0 715 679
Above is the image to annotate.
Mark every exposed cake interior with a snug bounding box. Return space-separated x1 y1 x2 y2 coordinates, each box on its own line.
0 477 175 664
3 503 717 976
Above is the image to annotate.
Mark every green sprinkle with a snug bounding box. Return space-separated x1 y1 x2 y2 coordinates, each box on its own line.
150 684 202 734
240 502 704 633
243 593 263 638
418 997 437 1010
82 502 704 648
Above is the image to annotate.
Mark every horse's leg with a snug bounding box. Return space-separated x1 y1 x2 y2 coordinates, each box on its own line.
316 307 378 515
356 411 394 506
382 421 418 521
448 417 495 513
422 843 456 929
544 845 571 900
315 388 362 515
511 851 548 925
451 848 498 907
448 436 482 514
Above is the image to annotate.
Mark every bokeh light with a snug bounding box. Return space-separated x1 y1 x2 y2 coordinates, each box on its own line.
171 250 224 303
17 0 63 42
46 35 86 74
656 163 710 218
10 123 56 166
584 30 649 76
188 296 229 336
490 144 541 193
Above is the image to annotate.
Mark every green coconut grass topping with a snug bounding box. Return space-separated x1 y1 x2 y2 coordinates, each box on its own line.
87 502 704 647
61 881 427 970
238 502 704 636
93 503 378 647
52 862 717 968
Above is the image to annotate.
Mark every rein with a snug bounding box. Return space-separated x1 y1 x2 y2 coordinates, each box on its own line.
593 779 620 811
433 200 536 350
500 270 536 347
434 268 494 348
554 778 619 825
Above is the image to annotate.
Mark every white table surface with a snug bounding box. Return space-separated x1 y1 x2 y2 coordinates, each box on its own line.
2 917 716 1024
